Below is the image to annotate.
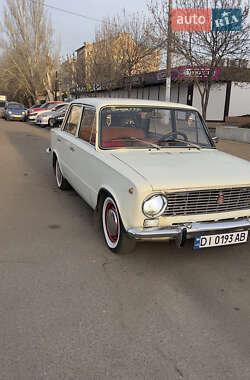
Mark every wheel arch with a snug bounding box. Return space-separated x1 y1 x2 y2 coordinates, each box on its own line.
52 150 57 172
95 187 127 230
52 149 64 176
96 187 120 215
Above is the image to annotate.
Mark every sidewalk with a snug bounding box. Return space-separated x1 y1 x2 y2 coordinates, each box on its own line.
217 139 250 161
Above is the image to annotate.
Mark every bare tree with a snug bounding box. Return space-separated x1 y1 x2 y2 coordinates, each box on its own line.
88 11 162 97
148 0 250 119
0 0 59 104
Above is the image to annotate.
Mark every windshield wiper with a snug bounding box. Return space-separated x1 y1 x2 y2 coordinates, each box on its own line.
110 136 161 150
160 138 201 150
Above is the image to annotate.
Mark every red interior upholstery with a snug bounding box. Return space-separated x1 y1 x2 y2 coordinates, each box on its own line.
79 126 91 141
101 127 145 148
79 126 96 145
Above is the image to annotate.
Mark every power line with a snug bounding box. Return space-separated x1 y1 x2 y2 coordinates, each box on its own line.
40 1 120 28
41 1 104 24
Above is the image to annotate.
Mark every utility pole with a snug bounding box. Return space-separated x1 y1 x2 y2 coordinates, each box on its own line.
166 0 173 102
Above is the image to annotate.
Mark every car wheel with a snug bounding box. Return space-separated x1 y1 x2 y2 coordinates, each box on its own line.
49 119 54 128
55 159 70 190
102 196 136 254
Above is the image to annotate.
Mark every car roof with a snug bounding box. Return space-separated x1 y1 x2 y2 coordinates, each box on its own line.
7 102 24 107
72 97 198 112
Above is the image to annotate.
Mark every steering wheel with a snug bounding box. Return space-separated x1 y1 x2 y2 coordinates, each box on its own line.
158 131 188 143
121 119 136 128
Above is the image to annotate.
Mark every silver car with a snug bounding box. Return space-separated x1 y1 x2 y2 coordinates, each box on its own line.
36 103 68 127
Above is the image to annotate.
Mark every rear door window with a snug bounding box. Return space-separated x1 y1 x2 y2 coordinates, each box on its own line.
78 107 96 145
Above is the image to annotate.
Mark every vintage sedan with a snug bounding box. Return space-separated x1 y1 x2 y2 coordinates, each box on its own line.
49 98 250 253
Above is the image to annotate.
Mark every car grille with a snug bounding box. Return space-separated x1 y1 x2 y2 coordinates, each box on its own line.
164 187 250 216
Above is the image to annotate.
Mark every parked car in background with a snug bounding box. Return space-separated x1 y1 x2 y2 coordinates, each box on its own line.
0 99 7 118
49 98 250 254
26 104 41 119
36 103 68 127
4 102 26 121
47 104 69 128
28 101 63 122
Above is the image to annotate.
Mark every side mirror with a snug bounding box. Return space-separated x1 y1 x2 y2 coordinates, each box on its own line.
212 136 219 144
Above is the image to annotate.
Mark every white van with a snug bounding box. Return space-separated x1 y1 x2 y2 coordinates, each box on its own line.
0 98 7 118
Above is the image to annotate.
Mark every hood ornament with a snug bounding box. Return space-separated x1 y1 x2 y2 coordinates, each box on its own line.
217 192 224 205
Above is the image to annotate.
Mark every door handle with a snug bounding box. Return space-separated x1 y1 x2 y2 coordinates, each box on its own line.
69 146 75 152
57 138 61 142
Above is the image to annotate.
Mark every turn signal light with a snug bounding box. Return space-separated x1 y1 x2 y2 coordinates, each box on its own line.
143 219 159 228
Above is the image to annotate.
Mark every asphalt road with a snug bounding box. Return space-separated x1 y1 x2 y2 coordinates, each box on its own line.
1 119 250 380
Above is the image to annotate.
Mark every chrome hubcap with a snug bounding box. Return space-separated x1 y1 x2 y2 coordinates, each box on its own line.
106 208 118 236
103 197 120 248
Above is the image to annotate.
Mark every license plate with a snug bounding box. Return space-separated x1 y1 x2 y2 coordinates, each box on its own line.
194 231 248 249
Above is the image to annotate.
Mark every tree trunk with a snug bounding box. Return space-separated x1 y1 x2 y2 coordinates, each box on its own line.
201 80 212 120
127 81 132 98
44 72 54 101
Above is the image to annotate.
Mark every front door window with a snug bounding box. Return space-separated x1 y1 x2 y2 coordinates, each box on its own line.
64 105 82 135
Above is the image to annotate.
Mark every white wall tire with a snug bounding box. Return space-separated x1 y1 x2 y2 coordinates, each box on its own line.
102 197 120 249
55 159 70 190
101 196 136 254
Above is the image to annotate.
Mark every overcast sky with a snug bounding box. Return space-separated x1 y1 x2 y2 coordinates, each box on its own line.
0 0 149 56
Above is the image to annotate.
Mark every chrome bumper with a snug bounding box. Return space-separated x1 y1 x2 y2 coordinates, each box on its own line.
128 218 250 247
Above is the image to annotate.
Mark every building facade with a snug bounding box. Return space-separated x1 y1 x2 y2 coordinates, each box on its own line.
80 66 250 122
75 34 160 92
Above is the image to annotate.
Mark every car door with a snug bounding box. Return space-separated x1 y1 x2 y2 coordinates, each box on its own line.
56 104 83 186
66 106 97 206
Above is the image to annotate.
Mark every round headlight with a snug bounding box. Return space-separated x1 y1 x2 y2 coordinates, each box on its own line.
142 193 168 218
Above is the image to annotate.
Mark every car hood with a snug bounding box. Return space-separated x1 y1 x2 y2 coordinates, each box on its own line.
111 149 250 191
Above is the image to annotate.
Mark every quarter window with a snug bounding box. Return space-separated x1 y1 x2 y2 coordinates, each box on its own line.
64 105 82 135
78 107 96 145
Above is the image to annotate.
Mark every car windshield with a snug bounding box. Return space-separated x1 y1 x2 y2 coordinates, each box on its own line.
100 107 213 150
8 103 24 110
56 105 67 113
39 103 48 108
47 103 58 109
53 104 65 111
